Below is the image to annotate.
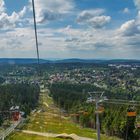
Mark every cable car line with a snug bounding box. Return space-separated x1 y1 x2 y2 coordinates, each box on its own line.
104 101 140 106
108 99 140 104
32 0 40 68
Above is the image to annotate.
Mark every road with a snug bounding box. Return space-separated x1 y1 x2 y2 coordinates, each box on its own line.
0 118 23 140
22 130 95 140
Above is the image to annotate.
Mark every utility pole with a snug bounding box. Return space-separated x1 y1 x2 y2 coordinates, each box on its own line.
86 91 108 140
96 100 100 140
2 135 4 140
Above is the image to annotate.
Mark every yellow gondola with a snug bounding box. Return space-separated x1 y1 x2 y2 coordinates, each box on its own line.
127 112 137 117
83 112 89 115
127 107 136 117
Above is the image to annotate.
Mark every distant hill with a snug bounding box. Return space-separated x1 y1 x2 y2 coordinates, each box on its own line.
53 58 103 63
53 59 140 65
0 58 49 64
0 58 139 65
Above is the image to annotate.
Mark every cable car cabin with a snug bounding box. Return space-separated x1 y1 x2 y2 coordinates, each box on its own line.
83 112 89 116
127 112 136 117
127 107 136 117
95 106 105 114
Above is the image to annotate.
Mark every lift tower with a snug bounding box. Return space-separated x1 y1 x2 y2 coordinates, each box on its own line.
86 91 108 140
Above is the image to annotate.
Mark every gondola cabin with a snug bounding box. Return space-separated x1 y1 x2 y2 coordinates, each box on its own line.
127 107 136 117
95 106 105 114
83 112 89 115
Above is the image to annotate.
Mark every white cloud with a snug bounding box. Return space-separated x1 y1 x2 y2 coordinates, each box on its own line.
77 9 105 22
0 27 38 57
32 0 75 23
136 10 140 23
87 16 111 28
0 0 27 30
19 6 27 17
77 9 111 28
118 10 140 37
118 20 140 36
123 8 130 14
0 22 140 59
55 23 140 59
0 0 5 13
134 0 140 9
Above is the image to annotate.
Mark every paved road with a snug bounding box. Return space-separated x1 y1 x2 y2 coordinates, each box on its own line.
0 119 23 140
22 130 95 140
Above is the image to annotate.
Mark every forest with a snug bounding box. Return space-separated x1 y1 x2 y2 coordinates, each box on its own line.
0 83 40 125
50 82 140 140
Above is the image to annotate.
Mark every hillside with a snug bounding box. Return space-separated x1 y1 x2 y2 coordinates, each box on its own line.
7 89 120 140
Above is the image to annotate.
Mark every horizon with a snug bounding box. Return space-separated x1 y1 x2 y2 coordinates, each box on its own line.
0 58 140 61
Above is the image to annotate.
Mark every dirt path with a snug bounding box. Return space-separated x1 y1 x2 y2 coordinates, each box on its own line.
22 130 95 140
43 102 49 107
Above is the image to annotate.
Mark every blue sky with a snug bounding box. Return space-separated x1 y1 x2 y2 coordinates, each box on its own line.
4 0 28 13
0 0 140 59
